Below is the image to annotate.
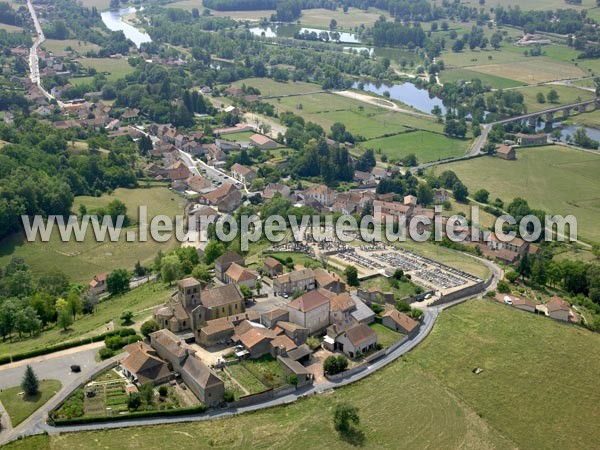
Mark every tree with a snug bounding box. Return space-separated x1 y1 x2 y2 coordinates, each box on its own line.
517 254 532 281
127 392 142 411
161 254 182 285
333 402 360 435
66 291 83 320
505 270 519 283
344 266 359 287
531 257 547 286
497 280 511 293
57 307 73 331
21 365 39 396
204 241 225 265
120 311 134 325
547 89 559 103
323 354 348 375
106 269 130 296
536 92 546 104
417 183 433 206
452 182 469 202
191 263 213 286
140 382 154 405
141 319 160 338
473 189 489 204
240 285 253 300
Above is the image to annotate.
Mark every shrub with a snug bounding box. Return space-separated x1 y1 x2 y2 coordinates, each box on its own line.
141 320 160 338
105 335 123 351
486 290 496 298
396 300 411 312
127 392 142 411
158 385 168 397
497 280 511 293
287 374 298 386
370 302 384 314
224 389 235 402
306 336 321 350
99 348 113 360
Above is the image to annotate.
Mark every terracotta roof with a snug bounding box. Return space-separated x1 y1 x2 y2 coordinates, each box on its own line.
330 292 355 312
231 163 254 176
249 133 275 146
287 290 330 313
121 342 170 384
513 298 537 309
225 262 258 283
201 284 243 308
214 251 244 267
239 328 275 349
202 182 237 203
270 334 297 352
546 296 571 313
181 355 223 388
314 268 345 288
179 277 200 288
276 321 307 333
264 257 283 269
150 329 188 359
274 268 315 285
345 322 377 347
382 309 418 333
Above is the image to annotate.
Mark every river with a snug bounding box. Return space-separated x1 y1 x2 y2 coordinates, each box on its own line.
537 121 600 149
353 81 446 115
249 25 360 43
101 7 152 48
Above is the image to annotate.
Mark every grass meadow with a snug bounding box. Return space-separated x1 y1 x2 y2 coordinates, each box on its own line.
75 58 135 82
9 299 600 449
0 187 186 282
431 145 600 244
0 380 62 426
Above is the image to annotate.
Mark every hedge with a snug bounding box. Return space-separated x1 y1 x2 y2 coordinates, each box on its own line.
51 405 207 426
0 328 137 366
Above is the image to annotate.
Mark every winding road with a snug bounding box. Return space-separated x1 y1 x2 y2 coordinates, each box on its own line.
0 252 502 445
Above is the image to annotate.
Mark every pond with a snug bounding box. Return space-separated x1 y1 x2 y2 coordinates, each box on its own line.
249 25 361 43
353 81 446 115
101 7 152 48
537 122 600 148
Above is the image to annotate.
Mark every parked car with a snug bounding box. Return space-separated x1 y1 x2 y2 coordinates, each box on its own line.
70 364 81 373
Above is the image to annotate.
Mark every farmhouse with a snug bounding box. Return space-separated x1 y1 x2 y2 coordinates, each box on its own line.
198 312 260 347
249 133 278 150
324 318 377 358
263 257 283 277
150 329 225 406
89 273 108 296
263 183 291 200
303 184 336 206
329 292 356 323
223 262 259 288
273 268 316 295
286 290 331 334
515 133 548 147
381 308 419 336
260 308 289 328
230 163 257 185
546 296 572 322
215 252 245 281
314 268 346 293
120 341 171 386
496 145 516 160
199 182 242 212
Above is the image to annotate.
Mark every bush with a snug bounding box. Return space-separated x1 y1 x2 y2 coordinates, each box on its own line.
99 348 113 360
287 374 298 386
497 280 511 293
396 300 411 312
223 389 235 402
306 336 321 350
141 320 160 338
486 290 496 298
370 302 384 314
105 335 123 351
51 405 207 426
158 385 168 397
127 392 142 411
324 354 348 375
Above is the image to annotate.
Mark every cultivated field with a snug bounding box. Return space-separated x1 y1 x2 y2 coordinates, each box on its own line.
0 187 186 282
230 78 321 97
76 57 135 81
169 0 273 20
431 145 600 244
440 68 524 89
297 7 390 29
0 23 22 32
10 299 600 450
363 131 470 163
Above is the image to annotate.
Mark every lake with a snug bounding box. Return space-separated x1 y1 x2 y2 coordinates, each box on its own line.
353 81 446 115
537 122 600 148
101 7 152 48
249 25 361 43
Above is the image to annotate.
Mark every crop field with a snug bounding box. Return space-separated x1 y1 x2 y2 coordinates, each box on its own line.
0 187 186 282
169 0 273 19
518 85 596 113
11 299 600 450
0 282 172 359
76 58 135 81
363 131 470 163
0 23 22 32
466 59 585 84
266 92 443 139
431 145 600 244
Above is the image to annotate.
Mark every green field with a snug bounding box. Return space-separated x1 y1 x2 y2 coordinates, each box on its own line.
440 68 524 89
0 187 186 282
0 23 22 32
360 275 418 300
266 92 443 140
431 145 600 244
0 282 172 359
297 7 390 29
568 109 600 128
226 363 268 395
43 39 100 55
222 131 255 142
231 78 323 97
518 85 596 113
363 131 470 163
10 299 600 450
0 380 61 426
76 58 135 81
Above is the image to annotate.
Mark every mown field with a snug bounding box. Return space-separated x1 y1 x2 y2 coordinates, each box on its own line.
431 145 600 244
0 187 186 282
518 85 596 113
9 299 600 450
0 380 61 426
75 57 135 81
0 282 172 359
231 77 322 97
363 131 470 163
440 68 524 89
43 39 100 55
